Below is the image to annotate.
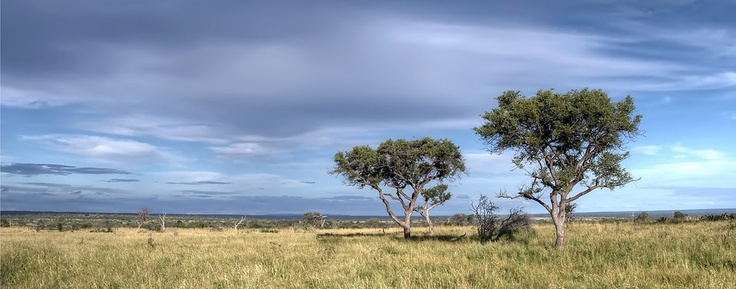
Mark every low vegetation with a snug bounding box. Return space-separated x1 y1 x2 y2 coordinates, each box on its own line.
1 217 734 288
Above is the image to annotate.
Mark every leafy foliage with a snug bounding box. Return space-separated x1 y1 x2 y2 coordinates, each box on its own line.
447 213 475 226
475 88 641 248
331 137 466 238
303 212 325 228
700 213 736 222
415 183 452 233
634 212 650 223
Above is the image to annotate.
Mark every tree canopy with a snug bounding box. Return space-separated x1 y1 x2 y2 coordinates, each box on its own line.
475 88 641 248
332 137 466 238
415 183 451 234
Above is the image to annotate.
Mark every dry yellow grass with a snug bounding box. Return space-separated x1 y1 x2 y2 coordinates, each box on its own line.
1 222 734 288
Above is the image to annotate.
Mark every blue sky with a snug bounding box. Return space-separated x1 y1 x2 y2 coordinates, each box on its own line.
1 0 735 215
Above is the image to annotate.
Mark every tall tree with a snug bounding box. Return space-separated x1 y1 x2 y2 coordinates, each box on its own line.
332 137 466 239
475 88 641 249
415 184 451 234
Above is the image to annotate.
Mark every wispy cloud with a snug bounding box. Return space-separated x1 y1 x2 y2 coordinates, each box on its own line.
106 178 140 183
633 145 661 155
632 144 736 188
210 142 280 158
671 143 724 160
1 163 130 177
21 134 190 165
166 181 231 185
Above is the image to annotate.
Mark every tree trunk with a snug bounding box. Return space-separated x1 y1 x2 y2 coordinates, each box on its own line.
552 205 567 249
159 214 166 232
403 211 413 239
554 218 565 249
422 212 434 234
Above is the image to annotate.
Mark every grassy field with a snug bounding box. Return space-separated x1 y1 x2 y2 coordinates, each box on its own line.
1 221 734 288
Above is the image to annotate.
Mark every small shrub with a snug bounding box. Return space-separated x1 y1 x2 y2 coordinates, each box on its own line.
448 213 474 226
472 195 531 243
495 208 533 241
472 195 500 243
700 213 736 222
634 212 650 223
303 212 325 228
364 218 382 228
36 220 46 232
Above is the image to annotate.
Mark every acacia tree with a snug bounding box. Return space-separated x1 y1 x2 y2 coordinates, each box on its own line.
415 184 451 234
475 88 641 249
303 211 326 228
332 137 466 239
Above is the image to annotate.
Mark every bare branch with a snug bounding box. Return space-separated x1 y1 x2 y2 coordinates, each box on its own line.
158 213 166 232
234 215 246 231
382 193 401 201
498 189 552 214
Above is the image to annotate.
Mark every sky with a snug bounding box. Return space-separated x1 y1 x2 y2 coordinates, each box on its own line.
1 0 735 216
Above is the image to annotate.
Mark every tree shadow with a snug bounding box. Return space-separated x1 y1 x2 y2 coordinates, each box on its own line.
393 233 471 243
316 232 471 243
316 232 392 239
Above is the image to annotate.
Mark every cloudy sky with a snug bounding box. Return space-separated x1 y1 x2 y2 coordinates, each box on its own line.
1 0 735 215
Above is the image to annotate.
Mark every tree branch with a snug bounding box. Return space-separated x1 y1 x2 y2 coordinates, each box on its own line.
383 193 401 201
374 185 405 226
567 178 603 203
498 190 552 214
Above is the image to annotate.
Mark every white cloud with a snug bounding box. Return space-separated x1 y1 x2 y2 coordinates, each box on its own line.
671 143 724 160
633 145 661 155
75 114 227 144
631 144 736 188
210 142 280 157
0 87 68 108
22 134 189 165
155 171 227 183
463 152 518 175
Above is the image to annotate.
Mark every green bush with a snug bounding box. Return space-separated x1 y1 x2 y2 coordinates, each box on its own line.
634 212 650 223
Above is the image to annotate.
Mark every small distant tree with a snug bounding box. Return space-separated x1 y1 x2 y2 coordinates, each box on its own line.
303 212 325 228
332 137 466 239
158 213 166 232
234 216 246 231
36 219 45 232
415 184 451 234
448 213 475 226
136 208 150 229
364 218 382 228
673 211 688 219
475 88 641 249
634 212 650 223
565 203 578 224
56 217 65 232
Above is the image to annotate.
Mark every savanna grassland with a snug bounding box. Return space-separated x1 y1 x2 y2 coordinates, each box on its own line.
2 221 735 289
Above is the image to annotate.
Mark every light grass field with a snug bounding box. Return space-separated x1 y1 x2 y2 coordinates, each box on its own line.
1 222 735 288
